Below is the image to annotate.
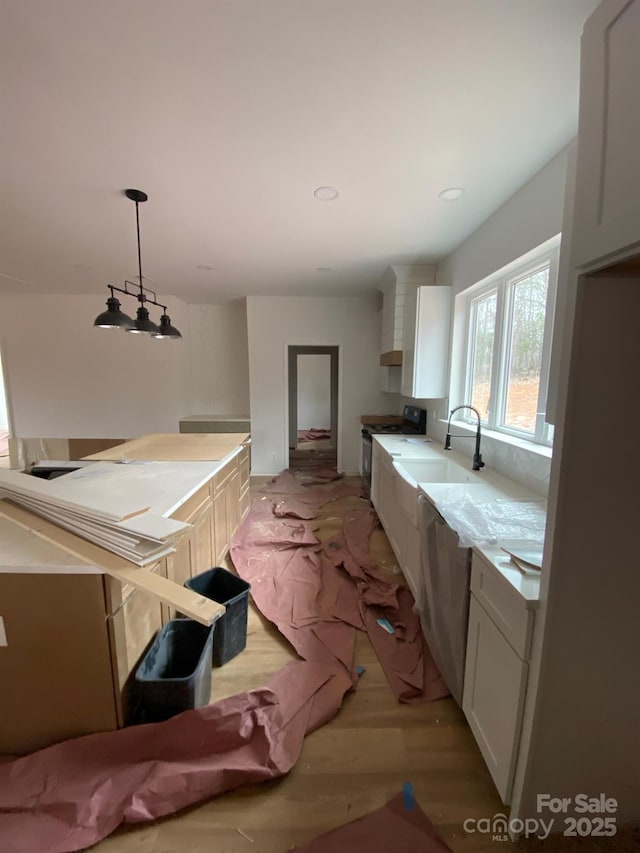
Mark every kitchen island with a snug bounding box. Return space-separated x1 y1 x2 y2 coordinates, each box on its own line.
0 433 251 754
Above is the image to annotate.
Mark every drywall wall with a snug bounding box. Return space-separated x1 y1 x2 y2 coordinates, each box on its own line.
246 295 388 475
436 146 569 296
407 146 573 494
297 354 331 429
186 299 250 416
0 351 9 431
515 273 640 825
0 293 191 438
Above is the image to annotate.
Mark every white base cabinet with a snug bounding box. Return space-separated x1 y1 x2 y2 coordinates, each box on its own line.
462 554 536 804
463 595 528 803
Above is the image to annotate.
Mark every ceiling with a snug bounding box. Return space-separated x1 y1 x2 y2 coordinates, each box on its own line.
0 0 598 305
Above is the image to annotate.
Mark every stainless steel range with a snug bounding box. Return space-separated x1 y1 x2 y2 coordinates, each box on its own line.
361 405 427 499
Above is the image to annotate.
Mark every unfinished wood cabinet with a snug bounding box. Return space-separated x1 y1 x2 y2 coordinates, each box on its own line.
0 570 118 754
107 559 167 725
238 443 251 522
171 483 214 578
212 456 241 564
0 443 249 753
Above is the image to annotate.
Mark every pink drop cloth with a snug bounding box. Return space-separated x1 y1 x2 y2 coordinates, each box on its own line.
231 474 449 704
291 791 453 852
297 428 331 442
0 662 352 853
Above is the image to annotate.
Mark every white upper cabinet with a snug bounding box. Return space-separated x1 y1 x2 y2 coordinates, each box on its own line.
401 285 451 399
571 0 640 269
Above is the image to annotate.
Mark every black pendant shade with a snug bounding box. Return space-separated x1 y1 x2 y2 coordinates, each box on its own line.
154 312 182 339
128 305 160 335
94 296 135 330
92 189 182 340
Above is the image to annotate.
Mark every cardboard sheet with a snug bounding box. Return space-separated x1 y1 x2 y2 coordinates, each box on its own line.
0 661 352 853
291 790 453 852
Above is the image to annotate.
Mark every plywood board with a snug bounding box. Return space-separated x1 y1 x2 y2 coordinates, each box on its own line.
82 432 250 462
0 503 225 626
0 467 150 521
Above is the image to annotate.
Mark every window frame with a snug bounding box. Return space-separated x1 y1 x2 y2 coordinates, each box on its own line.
459 236 560 447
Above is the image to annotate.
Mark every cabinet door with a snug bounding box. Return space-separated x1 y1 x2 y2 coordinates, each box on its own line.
168 535 192 590
375 456 405 568
401 286 451 398
190 495 214 576
213 480 229 564
108 564 165 725
225 468 240 542
212 457 240 564
370 440 383 508
571 0 640 268
238 445 251 522
462 594 528 804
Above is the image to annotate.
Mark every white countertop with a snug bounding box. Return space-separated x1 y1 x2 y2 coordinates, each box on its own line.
374 434 545 603
472 543 542 606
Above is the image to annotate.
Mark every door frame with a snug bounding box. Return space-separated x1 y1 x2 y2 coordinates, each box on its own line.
287 345 339 461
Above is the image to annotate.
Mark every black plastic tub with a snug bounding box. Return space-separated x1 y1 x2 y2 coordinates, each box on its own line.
133 618 214 722
184 567 251 666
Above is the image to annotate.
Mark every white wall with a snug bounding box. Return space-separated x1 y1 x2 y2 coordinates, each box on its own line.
0 351 9 431
187 299 250 416
297 354 331 429
247 295 388 475
436 147 569 296
0 293 191 437
416 145 572 494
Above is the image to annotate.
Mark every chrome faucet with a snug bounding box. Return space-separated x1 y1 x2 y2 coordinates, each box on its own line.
444 404 485 471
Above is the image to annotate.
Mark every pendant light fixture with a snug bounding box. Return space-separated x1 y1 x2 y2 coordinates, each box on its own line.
93 189 182 340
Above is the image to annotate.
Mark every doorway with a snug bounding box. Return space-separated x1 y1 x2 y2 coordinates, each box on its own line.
287 346 338 471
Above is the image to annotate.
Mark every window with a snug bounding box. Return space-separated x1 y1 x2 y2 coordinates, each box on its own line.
460 237 559 446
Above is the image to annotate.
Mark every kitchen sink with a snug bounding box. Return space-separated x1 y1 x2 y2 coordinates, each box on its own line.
392 457 481 526
394 458 480 486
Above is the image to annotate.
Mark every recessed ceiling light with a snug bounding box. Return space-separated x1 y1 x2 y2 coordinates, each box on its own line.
196 264 214 271
316 267 332 273
438 187 465 201
314 186 340 201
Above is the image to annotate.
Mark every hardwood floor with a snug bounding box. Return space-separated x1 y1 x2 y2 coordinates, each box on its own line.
94 478 638 852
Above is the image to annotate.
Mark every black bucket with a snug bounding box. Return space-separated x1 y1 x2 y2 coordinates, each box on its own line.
185 567 251 666
133 618 214 722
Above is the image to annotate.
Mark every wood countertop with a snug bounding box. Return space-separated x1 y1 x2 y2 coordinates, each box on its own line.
360 415 404 425
82 432 250 462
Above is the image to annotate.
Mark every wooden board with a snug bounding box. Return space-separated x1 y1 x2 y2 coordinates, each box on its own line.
379 350 403 366
82 432 250 462
360 415 404 425
0 502 225 626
